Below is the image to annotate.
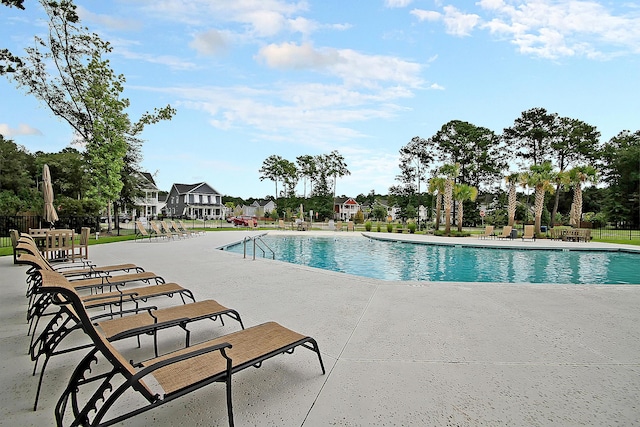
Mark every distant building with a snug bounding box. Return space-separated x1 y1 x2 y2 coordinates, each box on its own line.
334 197 360 221
242 199 277 218
165 182 223 219
133 172 166 219
373 199 401 221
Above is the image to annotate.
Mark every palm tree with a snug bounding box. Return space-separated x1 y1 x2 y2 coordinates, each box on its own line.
522 161 557 235
428 176 446 230
504 173 520 227
453 183 478 232
440 163 460 235
567 165 597 226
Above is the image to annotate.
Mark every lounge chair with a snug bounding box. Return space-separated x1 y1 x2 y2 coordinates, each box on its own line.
30 270 243 410
347 221 354 232
16 238 143 279
10 228 20 264
161 220 182 239
336 221 343 231
478 225 495 239
277 219 286 230
522 225 536 241
496 225 513 239
149 221 173 240
178 220 204 236
47 272 325 427
171 220 192 237
135 221 153 241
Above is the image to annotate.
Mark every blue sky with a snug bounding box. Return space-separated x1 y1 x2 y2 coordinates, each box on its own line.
1 0 639 199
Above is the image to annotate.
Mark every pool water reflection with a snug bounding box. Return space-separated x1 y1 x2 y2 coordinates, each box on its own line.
224 235 640 284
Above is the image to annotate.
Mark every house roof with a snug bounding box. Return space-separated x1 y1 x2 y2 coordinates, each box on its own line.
171 182 221 195
334 197 359 205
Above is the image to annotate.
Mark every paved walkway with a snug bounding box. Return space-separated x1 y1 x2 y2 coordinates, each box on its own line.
2 231 639 426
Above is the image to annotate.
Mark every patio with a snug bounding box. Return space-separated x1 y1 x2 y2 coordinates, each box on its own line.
2 231 639 426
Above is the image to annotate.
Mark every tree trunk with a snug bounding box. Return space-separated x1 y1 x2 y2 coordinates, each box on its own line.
507 184 516 227
457 200 463 232
534 186 545 235
572 184 583 226
434 193 442 230
444 181 453 235
551 182 561 228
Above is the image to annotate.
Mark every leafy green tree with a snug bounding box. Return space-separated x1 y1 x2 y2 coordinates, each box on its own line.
296 155 316 198
2 1 175 231
600 130 640 227
397 136 434 196
431 120 506 189
259 155 298 200
521 161 557 235
453 183 478 232
503 107 558 167
549 117 601 225
372 204 387 222
326 150 350 199
0 135 35 197
1 0 24 9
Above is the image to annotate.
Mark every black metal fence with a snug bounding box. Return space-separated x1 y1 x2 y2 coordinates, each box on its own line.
0 215 101 248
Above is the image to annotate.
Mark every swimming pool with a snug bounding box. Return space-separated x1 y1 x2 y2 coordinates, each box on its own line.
223 235 640 284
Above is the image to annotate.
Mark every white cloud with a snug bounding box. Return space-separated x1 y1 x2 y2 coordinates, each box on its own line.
256 42 424 89
189 30 229 56
0 123 42 137
410 9 442 22
478 0 640 59
385 0 414 8
412 6 480 36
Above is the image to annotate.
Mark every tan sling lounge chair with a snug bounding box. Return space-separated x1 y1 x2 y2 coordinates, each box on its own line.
522 225 536 241
30 270 243 410
496 225 513 239
479 225 495 239
44 271 325 427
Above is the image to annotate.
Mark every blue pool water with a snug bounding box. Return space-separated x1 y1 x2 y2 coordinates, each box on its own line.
224 235 640 284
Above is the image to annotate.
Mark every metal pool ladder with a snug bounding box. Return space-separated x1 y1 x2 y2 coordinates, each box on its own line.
243 235 275 260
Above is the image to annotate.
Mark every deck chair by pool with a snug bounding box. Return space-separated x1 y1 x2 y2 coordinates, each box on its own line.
178 220 204 236
52 275 325 427
30 270 243 410
161 220 182 239
496 225 513 239
135 221 153 241
479 225 495 239
170 220 192 238
150 221 173 240
278 219 286 230
347 221 354 232
336 221 343 231
10 228 20 264
522 225 536 241
17 239 143 280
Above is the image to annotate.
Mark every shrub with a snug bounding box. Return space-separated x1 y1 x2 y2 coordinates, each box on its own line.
365 221 372 231
376 223 381 232
407 222 416 234
386 223 393 232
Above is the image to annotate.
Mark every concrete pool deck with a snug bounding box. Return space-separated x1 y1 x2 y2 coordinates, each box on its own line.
2 231 639 426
